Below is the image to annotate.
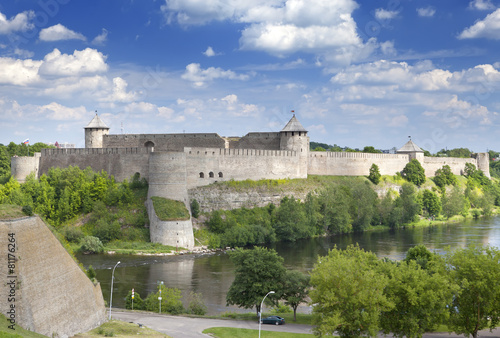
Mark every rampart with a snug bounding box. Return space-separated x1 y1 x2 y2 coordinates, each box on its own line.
103 133 225 151
308 151 410 176
0 216 106 337
11 153 41 183
39 147 150 181
184 147 304 189
422 156 478 177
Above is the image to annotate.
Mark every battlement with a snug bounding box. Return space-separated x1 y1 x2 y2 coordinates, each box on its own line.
41 147 148 155
185 147 297 157
310 151 408 160
105 133 222 139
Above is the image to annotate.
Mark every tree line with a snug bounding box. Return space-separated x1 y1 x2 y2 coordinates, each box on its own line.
200 160 500 249
226 244 500 338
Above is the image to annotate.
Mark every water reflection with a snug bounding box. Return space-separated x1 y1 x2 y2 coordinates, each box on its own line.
77 217 500 314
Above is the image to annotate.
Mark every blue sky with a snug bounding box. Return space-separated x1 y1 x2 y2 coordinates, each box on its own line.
0 0 499 153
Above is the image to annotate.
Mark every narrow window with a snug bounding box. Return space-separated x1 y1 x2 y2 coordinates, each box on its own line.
199 172 204 178
209 172 214 178
218 172 223 178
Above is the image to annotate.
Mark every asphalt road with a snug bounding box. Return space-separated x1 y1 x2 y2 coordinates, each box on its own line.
111 310 500 337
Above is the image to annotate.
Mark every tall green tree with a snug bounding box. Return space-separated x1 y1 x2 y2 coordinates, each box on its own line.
368 163 381 185
272 196 311 241
226 247 286 316
434 165 457 188
379 260 456 338
442 186 468 218
282 270 310 322
310 245 393 337
445 245 500 338
422 189 441 217
402 159 426 186
319 184 352 234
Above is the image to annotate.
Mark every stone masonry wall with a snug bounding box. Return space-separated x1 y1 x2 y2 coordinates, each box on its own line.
422 156 478 177
232 132 281 150
308 151 410 176
0 216 106 337
103 133 225 151
39 148 150 182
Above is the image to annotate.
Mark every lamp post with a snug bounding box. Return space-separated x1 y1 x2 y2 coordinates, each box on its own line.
258 291 275 338
109 261 121 320
158 281 164 313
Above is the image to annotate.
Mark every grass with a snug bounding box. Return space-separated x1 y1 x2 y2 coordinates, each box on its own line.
151 196 190 221
0 204 25 220
73 319 171 337
202 327 316 338
0 314 46 338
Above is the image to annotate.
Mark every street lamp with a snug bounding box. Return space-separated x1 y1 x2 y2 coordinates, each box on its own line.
109 261 121 320
158 281 164 313
258 291 275 338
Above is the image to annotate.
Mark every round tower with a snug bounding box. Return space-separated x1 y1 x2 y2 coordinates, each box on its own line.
280 114 309 178
84 113 109 148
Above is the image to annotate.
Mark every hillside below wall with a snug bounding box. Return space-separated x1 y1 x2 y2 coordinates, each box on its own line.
0 216 106 337
308 152 410 176
39 148 150 181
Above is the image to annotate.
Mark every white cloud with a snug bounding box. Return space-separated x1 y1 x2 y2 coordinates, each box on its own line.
100 77 138 103
380 41 396 56
468 0 495 10
92 28 108 45
39 48 108 76
203 46 216 57
42 75 108 98
175 94 262 119
181 63 249 87
14 48 34 58
162 0 365 61
374 9 399 20
0 57 41 86
0 10 34 34
388 115 408 127
458 9 500 40
35 102 89 120
416 7 436 17
39 24 86 42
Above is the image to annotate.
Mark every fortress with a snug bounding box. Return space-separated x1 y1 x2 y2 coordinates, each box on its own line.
11 114 490 249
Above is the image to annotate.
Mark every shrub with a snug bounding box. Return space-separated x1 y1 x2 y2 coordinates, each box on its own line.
125 289 144 310
368 164 381 185
64 226 84 243
187 291 207 315
151 196 190 221
93 219 121 243
87 265 97 282
144 284 184 314
22 205 33 216
80 236 104 254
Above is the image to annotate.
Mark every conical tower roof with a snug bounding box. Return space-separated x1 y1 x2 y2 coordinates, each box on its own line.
281 114 307 132
84 113 109 129
398 139 423 153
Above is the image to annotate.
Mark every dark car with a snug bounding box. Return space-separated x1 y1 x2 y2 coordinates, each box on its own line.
261 315 285 325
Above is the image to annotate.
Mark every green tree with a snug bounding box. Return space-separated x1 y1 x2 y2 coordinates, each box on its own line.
80 236 104 254
0 146 10 176
445 245 500 338
363 146 381 153
187 291 207 315
226 247 286 316
282 270 310 322
368 163 381 185
402 159 426 186
379 259 456 338
144 284 184 314
442 186 468 218
422 189 441 217
310 245 393 337
319 184 352 234
404 244 435 270
125 289 144 310
350 180 378 231
272 196 310 241
434 165 457 188
190 199 200 218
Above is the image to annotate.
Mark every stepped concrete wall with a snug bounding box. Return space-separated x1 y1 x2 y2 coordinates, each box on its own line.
308 151 410 176
39 148 150 182
0 216 106 337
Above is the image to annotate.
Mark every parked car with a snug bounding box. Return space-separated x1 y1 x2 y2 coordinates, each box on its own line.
261 315 285 325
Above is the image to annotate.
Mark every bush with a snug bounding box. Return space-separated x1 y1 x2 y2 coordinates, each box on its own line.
80 236 104 254
125 289 144 310
144 284 184 314
93 219 121 243
368 164 381 185
87 265 97 282
190 199 200 218
22 205 33 216
64 226 84 243
187 291 207 315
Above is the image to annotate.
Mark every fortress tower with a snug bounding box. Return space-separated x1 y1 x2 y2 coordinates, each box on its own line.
84 113 109 148
280 114 309 178
397 139 424 162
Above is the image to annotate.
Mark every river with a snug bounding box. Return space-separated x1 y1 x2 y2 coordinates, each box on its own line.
76 217 500 314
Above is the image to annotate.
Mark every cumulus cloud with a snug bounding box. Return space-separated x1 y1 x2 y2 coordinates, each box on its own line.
203 46 216 57
39 24 86 41
0 10 34 34
458 9 500 40
468 0 495 10
36 102 89 120
39 48 108 76
162 0 365 61
181 63 249 87
100 77 138 103
416 7 436 17
0 57 42 86
175 94 262 119
92 28 108 45
374 9 399 20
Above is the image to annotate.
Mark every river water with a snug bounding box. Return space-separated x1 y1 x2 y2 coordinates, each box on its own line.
76 217 500 314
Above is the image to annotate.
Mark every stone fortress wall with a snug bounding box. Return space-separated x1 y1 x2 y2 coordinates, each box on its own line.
10 114 490 249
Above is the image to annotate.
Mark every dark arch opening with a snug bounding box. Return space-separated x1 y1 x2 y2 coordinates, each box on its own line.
144 141 155 152
218 172 223 178
199 172 204 178
209 172 214 178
